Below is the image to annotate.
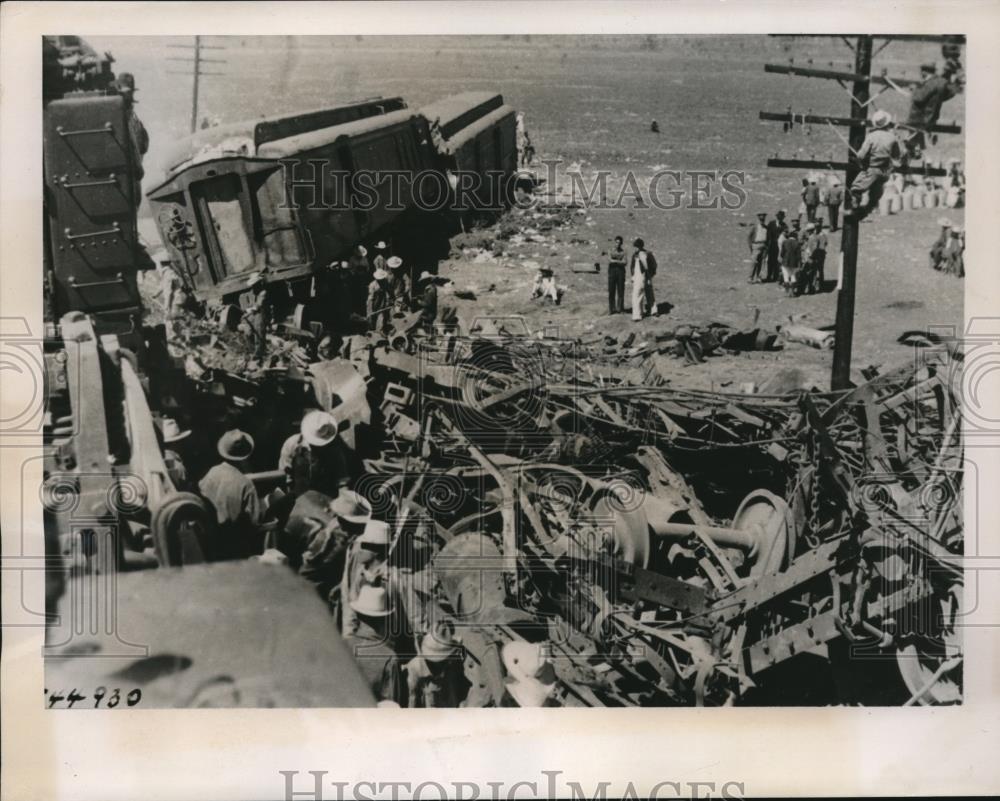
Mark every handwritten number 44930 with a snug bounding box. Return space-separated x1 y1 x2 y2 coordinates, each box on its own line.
45 687 142 709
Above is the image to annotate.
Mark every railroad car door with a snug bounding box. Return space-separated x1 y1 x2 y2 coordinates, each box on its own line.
44 95 142 321
191 174 256 282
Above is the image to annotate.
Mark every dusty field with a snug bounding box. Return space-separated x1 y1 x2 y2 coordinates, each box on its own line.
104 35 965 390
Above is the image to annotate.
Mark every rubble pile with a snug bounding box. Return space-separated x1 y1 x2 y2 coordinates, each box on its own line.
298 328 964 706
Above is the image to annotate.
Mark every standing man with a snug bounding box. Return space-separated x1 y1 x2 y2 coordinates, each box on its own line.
417 271 438 332
639 239 659 317
386 256 410 312
808 219 828 294
847 110 901 220
115 72 148 205
780 228 802 297
279 410 351 497
629 238 649 321
767 209 788 283
607 235 627 313
372 241 389 274
244 271 273 360
747 213 769 283
348 245 371 319
198 429 262 560
803 176 821 224
367 268 393 334
826 177 844 232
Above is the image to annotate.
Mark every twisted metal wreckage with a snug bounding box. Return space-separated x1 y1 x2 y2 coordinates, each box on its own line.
45 310 964 707
203 313 965 705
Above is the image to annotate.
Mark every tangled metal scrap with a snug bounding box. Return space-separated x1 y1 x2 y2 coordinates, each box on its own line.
347 327 963 706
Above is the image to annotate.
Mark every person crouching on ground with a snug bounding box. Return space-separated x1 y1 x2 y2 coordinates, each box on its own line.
531 267 560 303
929 217 952 271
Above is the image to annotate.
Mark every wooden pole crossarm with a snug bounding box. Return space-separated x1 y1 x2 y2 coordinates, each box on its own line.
769 34 964 45
766 158 947 177
759 110 961 135
764 63 921 88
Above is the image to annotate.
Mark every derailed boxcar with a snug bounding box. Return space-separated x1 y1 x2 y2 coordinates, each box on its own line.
148 91 518 308
421 91 520 214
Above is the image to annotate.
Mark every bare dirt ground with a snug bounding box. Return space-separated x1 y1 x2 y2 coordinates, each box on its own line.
111 35 964 391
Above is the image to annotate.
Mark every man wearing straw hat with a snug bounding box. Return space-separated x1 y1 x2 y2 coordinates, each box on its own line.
279 410 350 497
367 268 393 334
386 255 410 311
404 618 465 708
846 109 902 221
198 429 261 560
158 416 192 491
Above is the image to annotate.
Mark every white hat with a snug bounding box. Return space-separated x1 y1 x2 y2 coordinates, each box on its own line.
350 584 392 617
952 226 963 234
420 620 461 662
872 109 893 129
373 268 389 281
359 518 391 547
300 409 339 447
418 270 434 283
386 256 403 269
938 217 952 227
340 260 350 269
245 271 265 287
357 245 368 257
375 241 388 251
329 488 372 526
502 642 557 706
160 417 190 444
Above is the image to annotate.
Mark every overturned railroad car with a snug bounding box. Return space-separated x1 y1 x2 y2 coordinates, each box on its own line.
147 92 518 306
421 91 520 213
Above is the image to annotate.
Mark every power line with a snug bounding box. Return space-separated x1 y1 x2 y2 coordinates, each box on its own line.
167 36 228 133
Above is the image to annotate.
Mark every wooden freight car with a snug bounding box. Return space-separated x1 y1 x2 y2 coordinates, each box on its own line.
421 91 519 214
148 92 518 309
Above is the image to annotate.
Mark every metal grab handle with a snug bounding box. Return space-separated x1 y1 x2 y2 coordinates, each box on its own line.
68 273 125 289
64 223 121 241
59 175 119 189
56 123 114 137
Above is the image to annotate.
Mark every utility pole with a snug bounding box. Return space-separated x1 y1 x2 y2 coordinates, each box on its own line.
831 35 872 391
760 34 963 391
167 36 227 133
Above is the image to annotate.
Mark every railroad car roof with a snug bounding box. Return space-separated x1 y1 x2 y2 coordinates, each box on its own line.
420 92 505 139
256 108 421 159
159 96 405 177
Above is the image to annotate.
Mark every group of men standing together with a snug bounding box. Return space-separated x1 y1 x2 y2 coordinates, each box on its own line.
606 236 660 321
747 207 830 297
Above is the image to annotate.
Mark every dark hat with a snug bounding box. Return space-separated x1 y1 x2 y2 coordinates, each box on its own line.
218 429 254 462
632 237 645 249
776 209 786 217
920 63 937 73
116 72 136 91
614 235 623 243
756 212 766 219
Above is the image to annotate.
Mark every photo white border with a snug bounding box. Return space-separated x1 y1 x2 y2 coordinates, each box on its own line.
3 2 999 798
